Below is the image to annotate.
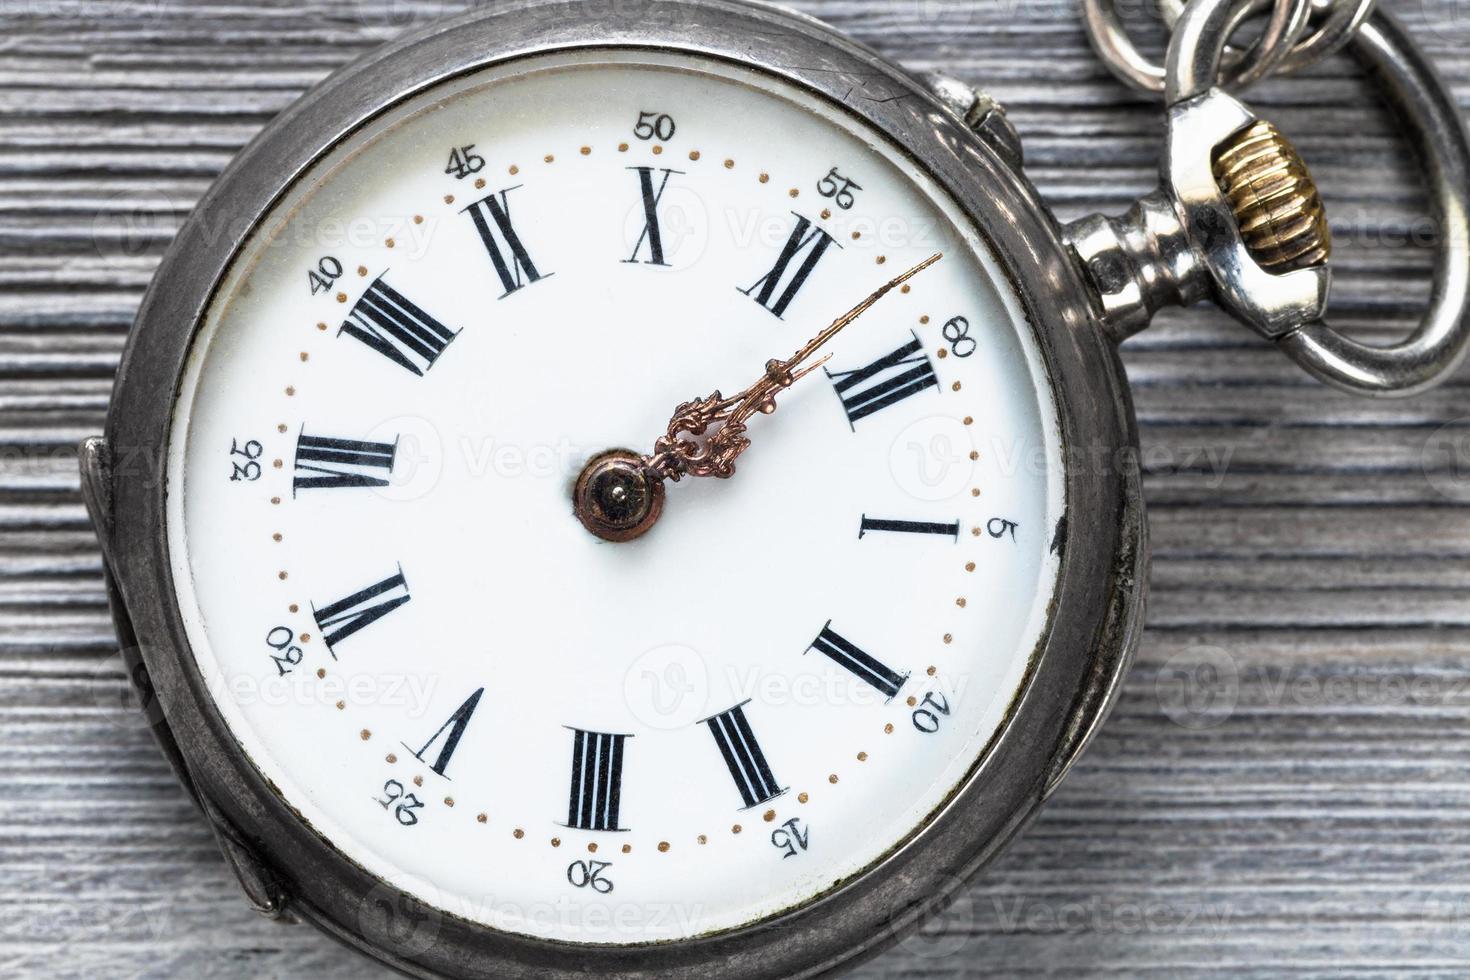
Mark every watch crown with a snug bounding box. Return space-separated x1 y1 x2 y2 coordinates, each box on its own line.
1213 119 1331 274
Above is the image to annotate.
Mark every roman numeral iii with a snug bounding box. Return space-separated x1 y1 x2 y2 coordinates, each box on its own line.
565 729 631 831
827 335 938 426
807 622 909 701
406 687 484 779
703 702 784 809
293 431 396 493
339 277 458 376
312 567 411 656
625 167 681 266
463 185 550 297
740 212 839 318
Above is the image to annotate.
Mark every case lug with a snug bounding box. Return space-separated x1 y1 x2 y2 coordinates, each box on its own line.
79 436 293 921
922 72 1024 170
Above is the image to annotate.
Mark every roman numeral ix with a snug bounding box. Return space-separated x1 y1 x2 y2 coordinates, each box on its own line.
463 185 550 297
703 702 784 809
339 277 458 376
859 515 960 540
828 334 938 426
312 567 411 656
405 687 484 779
292 431 396 494
807 622 909 701
565 729 631 832
624 167 682 266
739 212 839 318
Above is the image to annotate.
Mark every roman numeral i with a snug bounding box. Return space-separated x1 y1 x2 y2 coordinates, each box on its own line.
703 702 784 809
292 431 396 493
463 185 550 297
828 335 938 426
740 212 839 318
340 277 458 376
565 729 631 832
312 567 410 656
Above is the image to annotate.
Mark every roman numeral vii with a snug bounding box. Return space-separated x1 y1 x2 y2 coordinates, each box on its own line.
292 431 396 493
703 702 784 809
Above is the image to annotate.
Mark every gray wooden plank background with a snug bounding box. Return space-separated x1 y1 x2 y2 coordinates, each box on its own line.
4 0 1470 976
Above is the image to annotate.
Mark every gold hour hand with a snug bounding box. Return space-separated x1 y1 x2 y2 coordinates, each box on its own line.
572 252 941 543
643 252 943 482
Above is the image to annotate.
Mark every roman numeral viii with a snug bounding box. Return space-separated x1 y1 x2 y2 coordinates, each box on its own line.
463 185 550 297
740 212 839 318
312 567 410 656
293 431 396 493
565 729 631 832
808 622 909 701
340 277 458 376
624 167 681 266
828 335 938 426
703 702 784 809
405 687 483 779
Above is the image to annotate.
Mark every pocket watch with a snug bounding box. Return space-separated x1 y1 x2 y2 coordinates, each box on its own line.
77 0 1470 975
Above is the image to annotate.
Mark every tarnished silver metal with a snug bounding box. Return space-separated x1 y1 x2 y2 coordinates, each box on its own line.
1069 0 1470 396
84 0 1146 976
923 72 1025 168
1081 0 1312 94
1158 0 1378 75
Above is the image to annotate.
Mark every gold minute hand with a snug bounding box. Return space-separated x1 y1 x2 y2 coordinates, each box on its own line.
644 252 942 482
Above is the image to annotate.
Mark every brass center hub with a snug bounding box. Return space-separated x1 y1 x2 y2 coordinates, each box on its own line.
573 449 665 543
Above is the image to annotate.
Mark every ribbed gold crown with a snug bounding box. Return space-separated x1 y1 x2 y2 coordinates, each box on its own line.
1212 119 1331 274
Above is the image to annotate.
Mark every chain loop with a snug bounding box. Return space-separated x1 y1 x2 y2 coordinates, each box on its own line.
1081 0 1372 95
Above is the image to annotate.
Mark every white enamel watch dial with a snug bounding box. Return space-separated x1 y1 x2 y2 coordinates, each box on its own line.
165 50 1064 944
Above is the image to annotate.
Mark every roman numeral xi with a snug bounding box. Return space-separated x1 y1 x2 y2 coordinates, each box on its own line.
740 212 839 318
565 729 631 832
312 568 411 657
339 277 458 377
293 431 396 493
704 702 784 809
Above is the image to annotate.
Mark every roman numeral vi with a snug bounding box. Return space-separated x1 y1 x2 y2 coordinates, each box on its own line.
312 568 411 656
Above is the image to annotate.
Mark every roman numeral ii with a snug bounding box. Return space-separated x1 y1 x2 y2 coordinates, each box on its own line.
740 212 839 318
312 567 411 656
293 431 396 493
565 729 631 831
703 702 784 809
807 622 909 701
339 277 458 376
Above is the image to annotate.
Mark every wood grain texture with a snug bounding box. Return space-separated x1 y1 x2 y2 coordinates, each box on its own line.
2 0 1469 976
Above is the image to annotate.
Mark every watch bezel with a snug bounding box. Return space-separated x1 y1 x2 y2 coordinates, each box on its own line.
98 0 1147 976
